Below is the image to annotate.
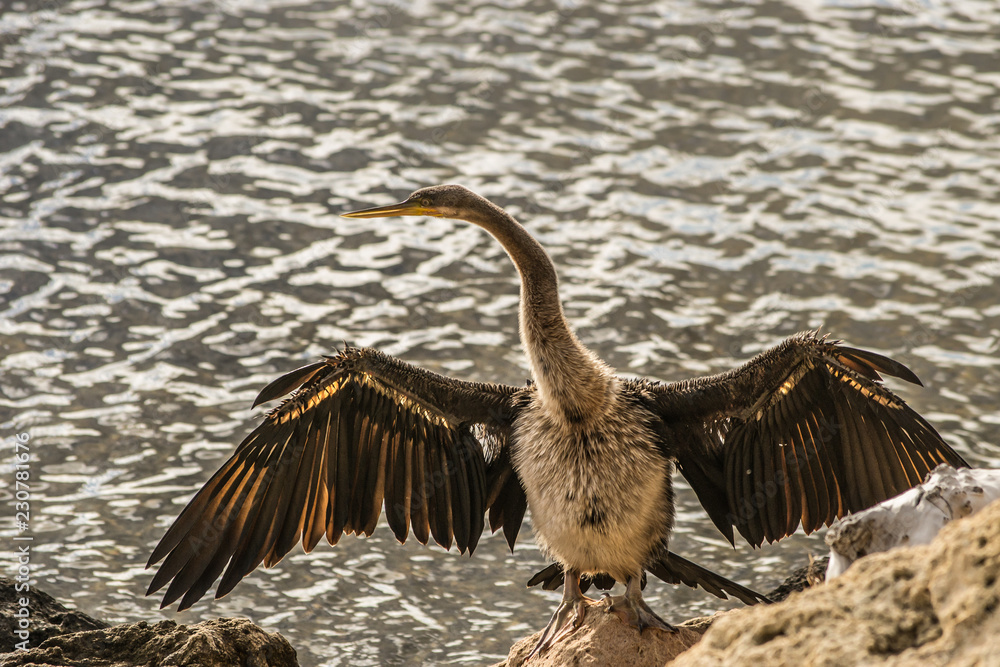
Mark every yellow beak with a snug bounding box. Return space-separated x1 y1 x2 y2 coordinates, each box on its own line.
341 200 437 218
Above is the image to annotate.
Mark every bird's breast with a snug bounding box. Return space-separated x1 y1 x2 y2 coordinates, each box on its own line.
510 396 674 579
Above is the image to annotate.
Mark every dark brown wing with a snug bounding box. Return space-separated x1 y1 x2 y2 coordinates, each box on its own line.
146 346 523 611
650 330 968 548
526 552 770 605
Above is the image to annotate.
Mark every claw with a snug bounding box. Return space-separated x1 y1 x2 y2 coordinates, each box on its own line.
528 568 593 659
601 575 677 634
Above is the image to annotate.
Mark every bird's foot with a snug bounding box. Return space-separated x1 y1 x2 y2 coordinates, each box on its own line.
527 595 593 660
600 593 677 634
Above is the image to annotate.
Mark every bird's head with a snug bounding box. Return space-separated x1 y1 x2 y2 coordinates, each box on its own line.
342 184 481 220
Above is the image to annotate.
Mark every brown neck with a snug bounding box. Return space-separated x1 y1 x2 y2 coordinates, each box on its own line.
461 197 613 419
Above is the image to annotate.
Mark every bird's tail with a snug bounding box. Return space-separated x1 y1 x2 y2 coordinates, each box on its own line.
526 552 770 606
646 551 770 605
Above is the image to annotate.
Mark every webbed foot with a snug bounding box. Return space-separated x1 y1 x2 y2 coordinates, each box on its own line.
527 568 592 659
601 575 677 634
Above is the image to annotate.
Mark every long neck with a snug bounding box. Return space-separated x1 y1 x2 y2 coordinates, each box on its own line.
464 198 613 420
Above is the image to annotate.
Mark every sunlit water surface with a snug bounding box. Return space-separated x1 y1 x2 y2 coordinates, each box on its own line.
1 0 999 664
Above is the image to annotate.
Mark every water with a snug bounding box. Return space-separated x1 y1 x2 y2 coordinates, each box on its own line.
1 0 998 664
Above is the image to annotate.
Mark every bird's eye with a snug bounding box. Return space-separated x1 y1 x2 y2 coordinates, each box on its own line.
420 198 431 207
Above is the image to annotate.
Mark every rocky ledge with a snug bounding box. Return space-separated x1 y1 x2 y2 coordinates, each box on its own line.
496 604 705 667
0 584 296 667
672 496 1000 666
491 557 826 667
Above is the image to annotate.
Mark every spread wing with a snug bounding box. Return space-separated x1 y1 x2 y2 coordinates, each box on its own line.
650 330 968 547
146 346 523 610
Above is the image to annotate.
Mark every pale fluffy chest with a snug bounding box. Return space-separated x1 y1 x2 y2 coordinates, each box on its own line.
510 398 674 577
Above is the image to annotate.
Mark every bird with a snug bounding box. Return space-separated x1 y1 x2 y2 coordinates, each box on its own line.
146 184 968 656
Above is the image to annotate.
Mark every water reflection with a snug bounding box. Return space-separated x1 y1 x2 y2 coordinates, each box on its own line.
1 0 998 664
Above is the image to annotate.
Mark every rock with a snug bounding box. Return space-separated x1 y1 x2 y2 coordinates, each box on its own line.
671 497 1000 666
675 614 722 636
0 618 298 667
825 465 1000 579
0 575 297 666
0 577 107 652
491 601 702 667
764 556 828 602
490 554 831 665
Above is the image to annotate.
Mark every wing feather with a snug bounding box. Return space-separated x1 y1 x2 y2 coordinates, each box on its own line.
834 397 873 510
277 419 317 558
348 386 374 535
302 412 330 553
330 385 355 541
410 419 431 546
758 413 781 544
747 423 768 545
385 405 410 543
779 434 801 536
801 413 830 532
427 422 453 550
450 431 472 553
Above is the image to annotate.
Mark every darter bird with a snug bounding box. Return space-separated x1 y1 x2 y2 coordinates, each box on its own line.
147 184 968 656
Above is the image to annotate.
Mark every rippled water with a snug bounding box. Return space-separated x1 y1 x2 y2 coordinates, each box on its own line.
2 0 999 664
